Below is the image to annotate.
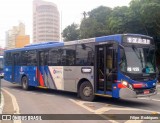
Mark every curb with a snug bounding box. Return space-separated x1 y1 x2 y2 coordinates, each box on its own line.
0 92 4 114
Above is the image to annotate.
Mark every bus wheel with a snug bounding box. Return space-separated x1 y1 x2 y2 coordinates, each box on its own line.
22 76 29 90
79 81 95 101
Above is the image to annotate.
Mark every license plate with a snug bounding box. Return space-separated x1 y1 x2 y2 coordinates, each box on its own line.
144 90 150 94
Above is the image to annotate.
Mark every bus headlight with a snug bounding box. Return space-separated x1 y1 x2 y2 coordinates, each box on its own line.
122 80 128 86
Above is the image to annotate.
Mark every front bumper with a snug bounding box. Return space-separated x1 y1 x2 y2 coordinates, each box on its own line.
0 73 4 77
119 87 157 98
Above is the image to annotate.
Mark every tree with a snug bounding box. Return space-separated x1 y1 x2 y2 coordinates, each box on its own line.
129 0 160 36
63 0 160 43
80 6 112 39
107 6 129 34
62 23 80 41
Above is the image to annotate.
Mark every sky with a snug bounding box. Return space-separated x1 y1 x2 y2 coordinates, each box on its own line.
0 0 131 47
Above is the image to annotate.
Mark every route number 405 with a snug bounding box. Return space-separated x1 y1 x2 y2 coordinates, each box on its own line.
127 67 140 72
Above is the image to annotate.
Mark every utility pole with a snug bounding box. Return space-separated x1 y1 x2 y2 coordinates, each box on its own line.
83 11 87 19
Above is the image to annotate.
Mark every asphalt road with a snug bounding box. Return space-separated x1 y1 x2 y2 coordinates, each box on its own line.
1 79 160 123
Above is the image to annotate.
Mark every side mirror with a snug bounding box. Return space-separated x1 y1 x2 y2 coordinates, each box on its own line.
142 68 146 73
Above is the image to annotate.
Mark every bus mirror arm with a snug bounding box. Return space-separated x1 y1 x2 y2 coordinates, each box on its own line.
156 67 159 78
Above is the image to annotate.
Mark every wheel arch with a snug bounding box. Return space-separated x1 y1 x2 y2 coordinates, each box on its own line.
77 78 93 96
77 78 90 89
21 74 28 84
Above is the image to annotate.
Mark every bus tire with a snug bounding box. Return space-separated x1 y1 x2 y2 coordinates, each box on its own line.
22 76 29 90
79 81 95 101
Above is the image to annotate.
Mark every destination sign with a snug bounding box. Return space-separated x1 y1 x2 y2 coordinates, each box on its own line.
126 37 150 44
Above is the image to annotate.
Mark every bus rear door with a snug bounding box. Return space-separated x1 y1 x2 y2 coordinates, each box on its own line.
12 53 20 82
37 50 49 87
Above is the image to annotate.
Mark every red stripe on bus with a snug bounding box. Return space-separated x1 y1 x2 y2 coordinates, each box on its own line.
118 83 127 88
133 83 143 88
36 67 45 87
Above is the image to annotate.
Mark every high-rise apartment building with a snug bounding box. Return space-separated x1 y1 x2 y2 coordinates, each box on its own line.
15 35 30 48
33 0 60 43
5 22 28 49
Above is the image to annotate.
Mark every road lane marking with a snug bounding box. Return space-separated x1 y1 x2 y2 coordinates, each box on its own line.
138 98 150 100
69 99 118 123
138 98 160 102
151 99 160 102
69 99 95 112
2 88 21 123
3 87 56 97
95 107 138 114
0 92 4 114
70 99 160 123
124 120 143 123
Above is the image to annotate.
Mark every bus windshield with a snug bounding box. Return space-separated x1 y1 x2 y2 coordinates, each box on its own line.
120 46 156 74
0 58 3 71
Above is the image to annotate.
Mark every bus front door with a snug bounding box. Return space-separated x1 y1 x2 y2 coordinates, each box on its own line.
95 44 117 95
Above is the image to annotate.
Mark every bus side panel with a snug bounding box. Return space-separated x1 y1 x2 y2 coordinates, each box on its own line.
44 66 57 89
14 66 21 83
64 66 94 92
36 66 57 89
63 66 77 92
47 66 94 92
4 66 12 82
112 83 120 98
29 66 38 86
21 66 38 87
48 66 64 90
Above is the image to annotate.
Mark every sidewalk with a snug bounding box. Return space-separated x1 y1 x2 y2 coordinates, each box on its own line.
1 90 15 123
2 89 15 114
0 92 4 114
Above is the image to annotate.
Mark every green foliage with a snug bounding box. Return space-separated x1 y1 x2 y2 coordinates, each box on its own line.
107 6 129 34
80 6 112 39
62 23 80 41
62 0 160 43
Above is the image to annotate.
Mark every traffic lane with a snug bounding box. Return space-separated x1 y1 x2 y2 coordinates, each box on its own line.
1 81 89 114
95 86 160 113
2 81 160 120
1 80 109 123
2 80 160 113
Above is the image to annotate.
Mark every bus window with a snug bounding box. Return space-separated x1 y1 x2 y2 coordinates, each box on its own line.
21 51 28 66
13 53 20 66
48 49 60 66
76 44 94 66
5 52 12 66
62 46 76 66
119 46 127 72
27 50 37 66
0 58 3 70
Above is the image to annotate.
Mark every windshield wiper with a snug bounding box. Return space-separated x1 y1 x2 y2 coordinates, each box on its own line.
131 45 141 59
131 45 145 71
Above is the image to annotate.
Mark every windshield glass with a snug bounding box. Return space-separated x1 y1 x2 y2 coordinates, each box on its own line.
0 58 3 71
120 46 156 74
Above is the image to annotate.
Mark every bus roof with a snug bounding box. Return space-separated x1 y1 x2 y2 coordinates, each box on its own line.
5 42 64 52
4 34 153 52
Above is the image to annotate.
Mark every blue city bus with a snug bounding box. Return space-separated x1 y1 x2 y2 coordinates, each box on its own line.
4 34 158 101
0 55 4 78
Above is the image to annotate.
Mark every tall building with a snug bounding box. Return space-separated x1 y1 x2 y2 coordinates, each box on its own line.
5 22 30 49
15 35 30 48
33 0 60 43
